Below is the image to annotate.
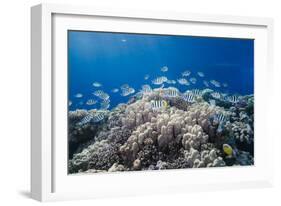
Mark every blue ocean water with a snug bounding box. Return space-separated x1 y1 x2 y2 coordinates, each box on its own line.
68 31 254 111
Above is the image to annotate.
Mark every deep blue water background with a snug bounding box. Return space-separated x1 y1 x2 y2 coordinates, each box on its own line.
68 31 254 110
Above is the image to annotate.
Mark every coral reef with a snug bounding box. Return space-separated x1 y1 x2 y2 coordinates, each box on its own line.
68 89 254 174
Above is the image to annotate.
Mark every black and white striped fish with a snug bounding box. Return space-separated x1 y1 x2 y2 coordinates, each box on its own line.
92 112 105 123
162 87 179 98
150 100 168 110
214 113 228 123
161 66 168 72
86 99 97 105
152 76 167 85
182 92 195 103
227 95 240 104
182 70 191 77
77 113 94 126
93 90 110 100
121 87 135 96
100 101 110 110
192 89 202 96
141 84 152 94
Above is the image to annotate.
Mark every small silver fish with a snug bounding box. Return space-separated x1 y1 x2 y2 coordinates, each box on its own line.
144 74 150 80
111 88 119 93
189 78 197 84
223 83 228 87
69 101 72 106
166 79 176 84
120 84 130 89
92 82 102 87
182 70 191 77
74 93 83 98
210 80 221 88
86 99 97 105
203 80 209 87
121 39 127 42
197 72 205 77
161 66 169 72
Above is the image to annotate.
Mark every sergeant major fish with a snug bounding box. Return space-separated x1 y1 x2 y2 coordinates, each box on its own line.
152 76 168 85
197 72 205 77
182 70 191 77
182 92 195 103
162 87 179 98
86 99 97 105
189 77 197 84
161 66 169 72
150 100 168 110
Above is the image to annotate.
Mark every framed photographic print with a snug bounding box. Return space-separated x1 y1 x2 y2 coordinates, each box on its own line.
31 3 274 201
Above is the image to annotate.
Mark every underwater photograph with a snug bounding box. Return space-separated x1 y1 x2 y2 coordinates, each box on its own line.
68 31 254 174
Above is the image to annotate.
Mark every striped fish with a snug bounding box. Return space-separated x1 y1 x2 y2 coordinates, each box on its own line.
215 113 228 123
100 101 110 110
161 66 168 72
211 92 221 99
162 87 179 98
177 78 189 85
166 79 177 84
86 99 97 105
182 92 195 103
189 77 197 84
203 80 209 87
210 80 221 88
92 112 105 123
77 113 94 126
182 70 191 77
152 76 167 85
141 84 152 94
192 89 202 96
227 95 240 104
150 100 168 110
197 72 205 77
93 90 110 100
121 87 135 96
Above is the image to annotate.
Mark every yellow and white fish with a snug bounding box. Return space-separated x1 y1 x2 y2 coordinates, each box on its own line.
150 100 168 110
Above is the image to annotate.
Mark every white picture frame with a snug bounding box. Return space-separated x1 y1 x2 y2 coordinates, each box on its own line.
31 3 274 202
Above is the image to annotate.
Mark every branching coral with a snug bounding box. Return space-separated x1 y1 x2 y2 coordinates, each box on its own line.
68 89 253 174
